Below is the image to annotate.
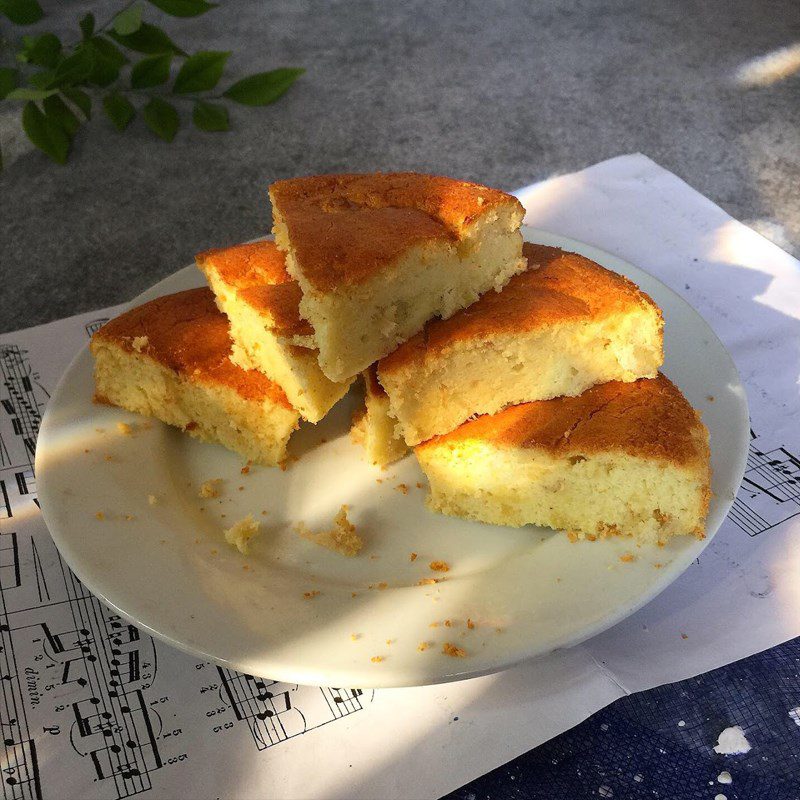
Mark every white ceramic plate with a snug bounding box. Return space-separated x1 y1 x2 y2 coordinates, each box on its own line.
36 227 749 688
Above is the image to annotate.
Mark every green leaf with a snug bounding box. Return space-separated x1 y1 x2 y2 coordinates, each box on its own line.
22 101 70 164
130 52 172 88
43 94 80 136
192 100 228 131
79 12 95 40
143 97 179 141
28 70 56 89
0 0 43 25
109 22 187 56
147 0 215 16
6 86 56 100
86 37 128 87
0 68 18 100
173 50 229 94
113 2 143 36
103 91 136 131
52 45 96 87
19 33 62 69
223 67 304 106
63 87 92 119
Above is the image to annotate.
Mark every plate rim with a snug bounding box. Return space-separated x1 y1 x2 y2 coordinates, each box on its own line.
35 227 750 687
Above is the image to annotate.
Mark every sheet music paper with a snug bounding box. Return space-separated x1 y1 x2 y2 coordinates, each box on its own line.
1 154 798 799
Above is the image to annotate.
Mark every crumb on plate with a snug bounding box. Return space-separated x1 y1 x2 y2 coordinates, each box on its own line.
429 560 450 572
295 505 363 556
223 514 260 555
442 642 466 658
199 479 222 499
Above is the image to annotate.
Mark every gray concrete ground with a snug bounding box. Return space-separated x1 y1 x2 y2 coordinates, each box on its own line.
1 0 798 333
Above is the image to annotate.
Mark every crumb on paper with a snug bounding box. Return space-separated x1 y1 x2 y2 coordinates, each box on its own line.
410 552 418 562
147 494 158 506
95 511 105 521
417 641 430 652
295 505 363 557
429 560 450 572
223 514 260 555
467 618 475 630
620 552 635 563
714 726 751 755
303 590 320 600
370 656 384 663
376 478 383 484
199 479 222 499
350 633 360 641
131 335 148 352
395 483 409 495
681 632 689 640
385 639 394 646
442 642 466 658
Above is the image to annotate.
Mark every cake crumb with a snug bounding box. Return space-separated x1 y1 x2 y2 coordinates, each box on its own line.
418 578 438 586
444 619 454 627
416 482 424 489
429 621 440 628
148 494 158 506
385 639 394 645
123 514 135 521
429 560 450 572
223 514 260 555
410 552 418 562
417 641 431 652
238 486 244 492
707 395 715 402
395 483 409 495
370 655 384 663
104 454 114 461
681 632 689 639
654 562 663 569
369 554 380 560
199 479 222 499
295 505 363 557
131 335 149 352
376 478 383 484
210 548 218 555
242 564 249 571
467 618 475 630
377 582 388 590
351 592 358 598
620 552 635 563
303 590 320 599
241 462 251 474
84 448 91 453
567 531 579 543
442 642 466 658
95 511 105 521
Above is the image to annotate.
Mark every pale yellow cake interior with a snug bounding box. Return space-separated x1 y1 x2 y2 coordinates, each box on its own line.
203 266 351 423
274 205 526 381
93 342 299 466
382 308 662 445
351 371 409 468
416 434 709 544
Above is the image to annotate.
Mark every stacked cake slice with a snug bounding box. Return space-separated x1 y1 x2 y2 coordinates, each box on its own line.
90 169 710 545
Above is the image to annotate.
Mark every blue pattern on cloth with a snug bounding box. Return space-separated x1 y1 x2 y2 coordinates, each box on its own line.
446 639 800 800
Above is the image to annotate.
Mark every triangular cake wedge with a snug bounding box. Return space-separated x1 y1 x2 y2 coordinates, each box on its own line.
415 374 710 544
379 243 664 445
91 288 300 466
350 365 408 468
196 241 352 423
269 172 526 381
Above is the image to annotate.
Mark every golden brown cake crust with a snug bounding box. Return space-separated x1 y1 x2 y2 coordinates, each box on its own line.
270 172 524 291
381 243 662 374
416 374 708 467
91 288 293 408
195 241 313 337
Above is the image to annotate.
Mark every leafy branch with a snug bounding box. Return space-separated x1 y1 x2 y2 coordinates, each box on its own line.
0 0 304 166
